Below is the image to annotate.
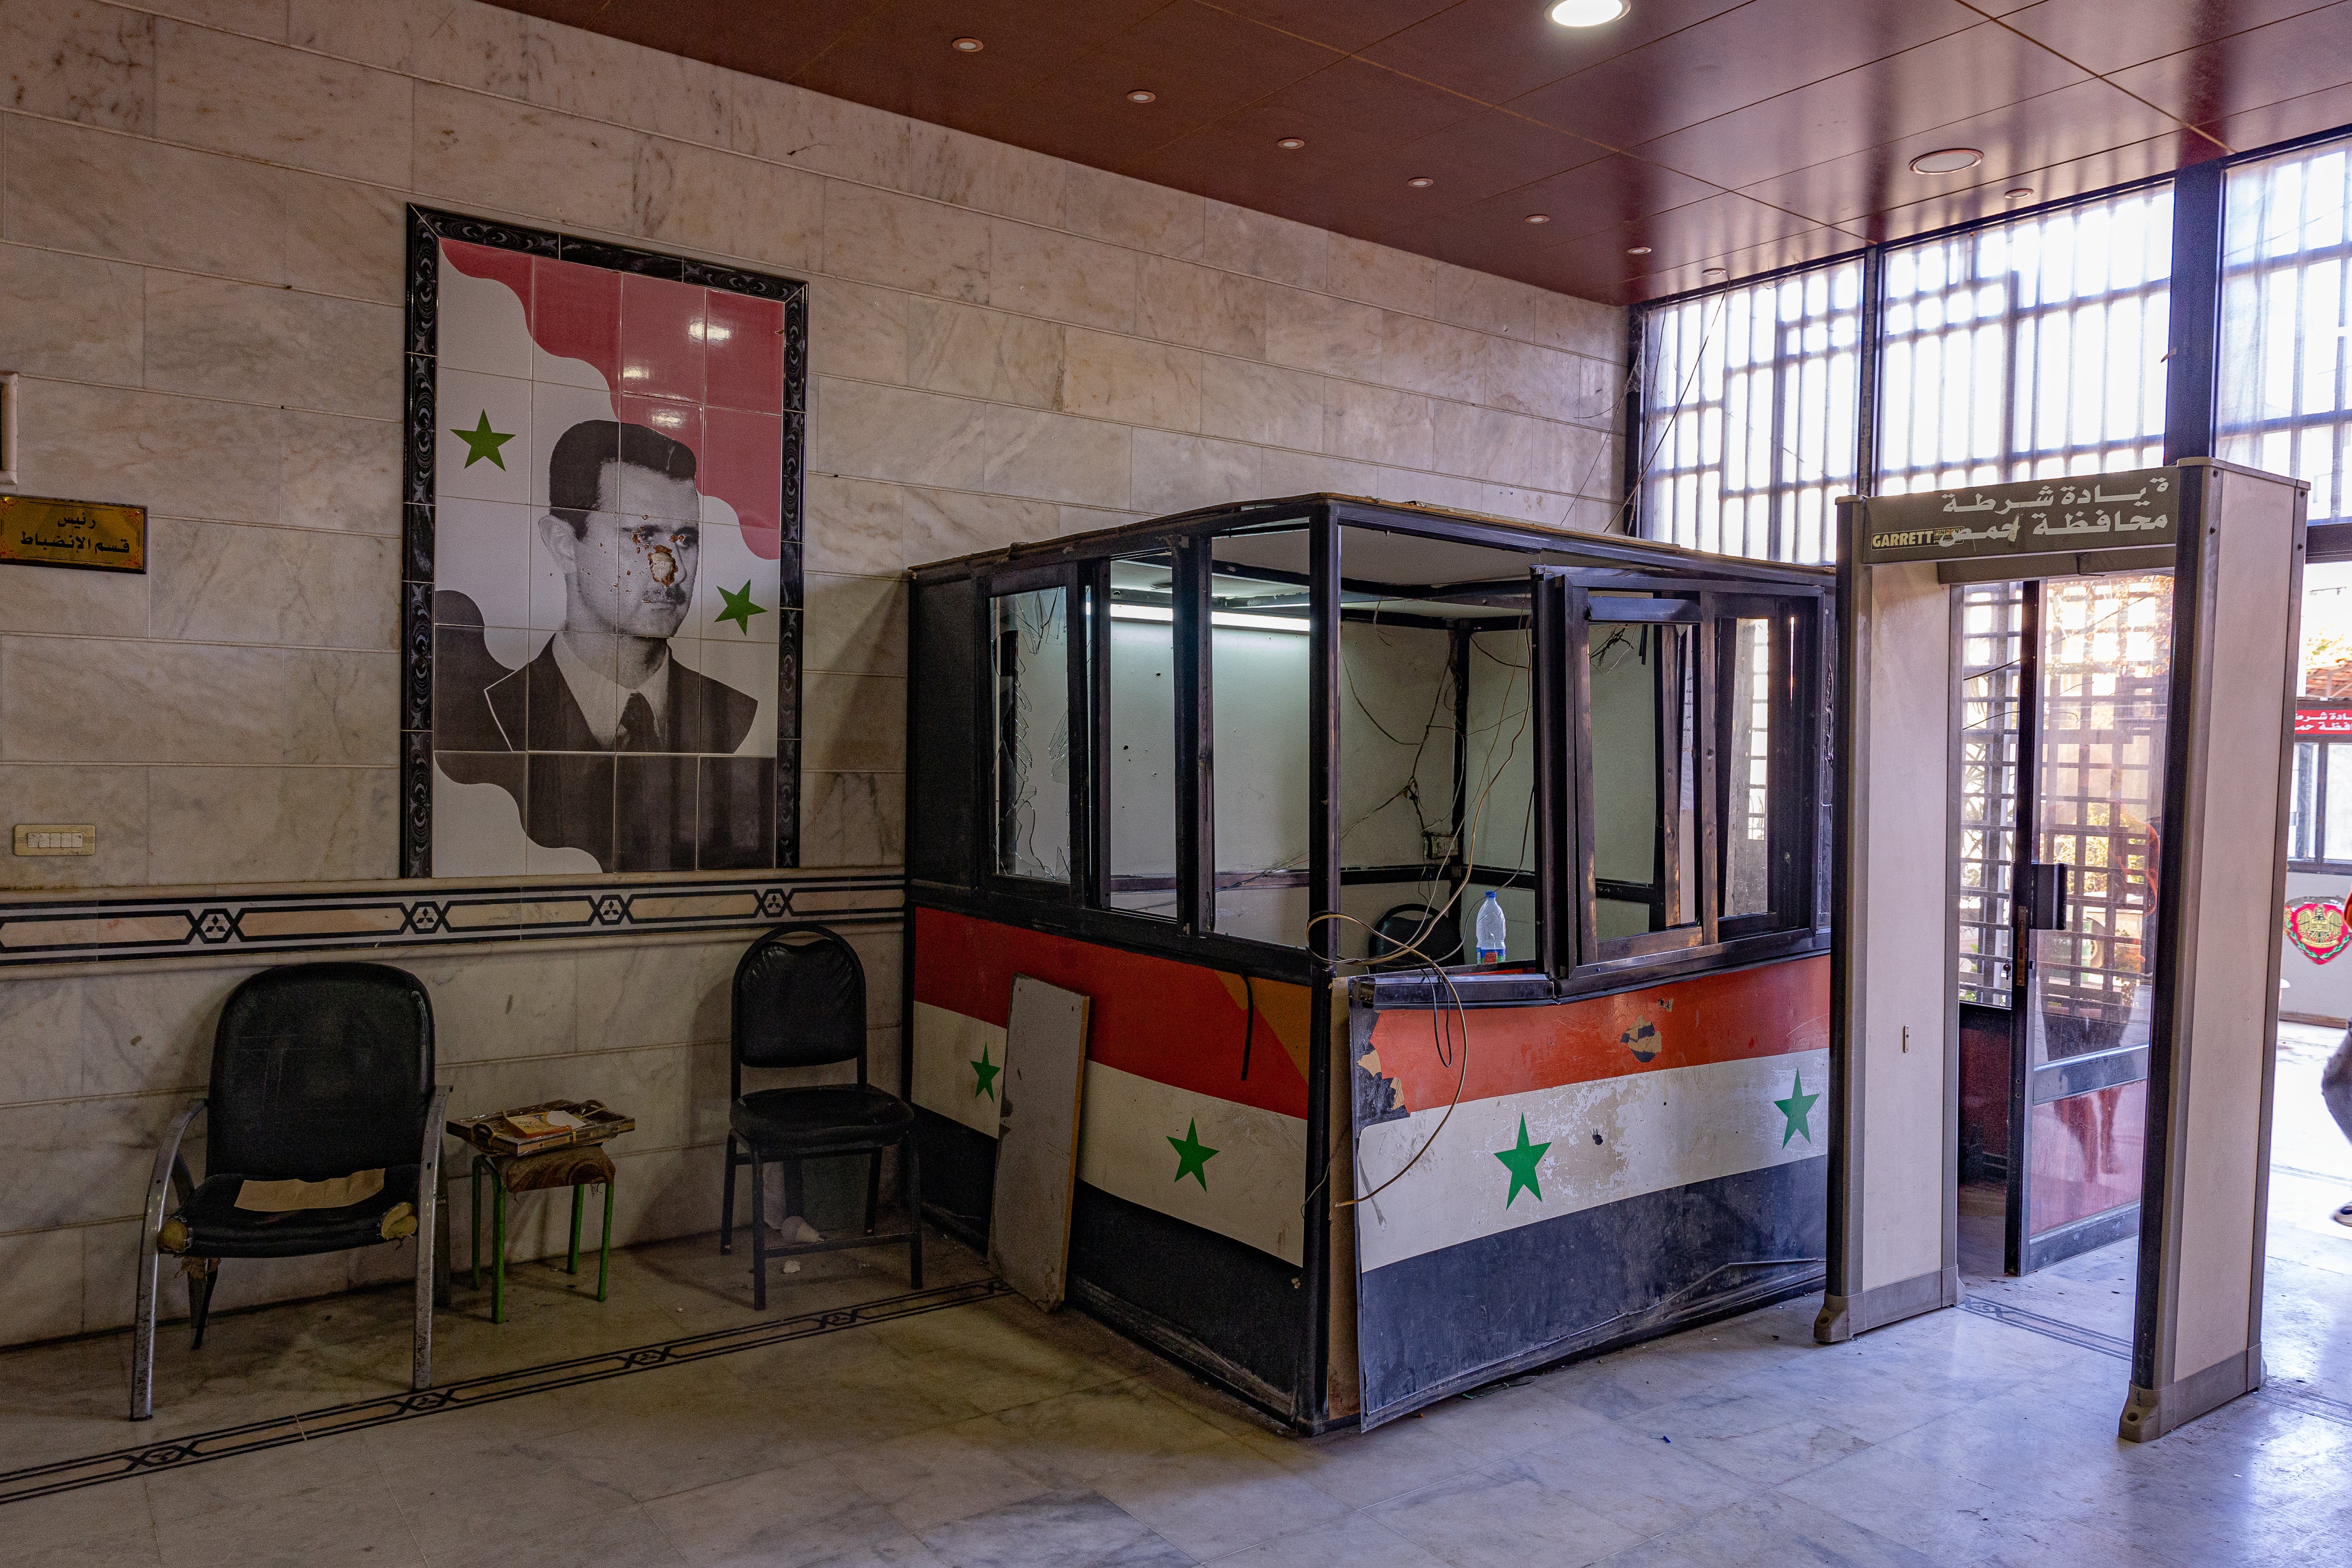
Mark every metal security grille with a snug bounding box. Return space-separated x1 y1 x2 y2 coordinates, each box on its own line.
1637 261 1863 565
1957 582 2026 1007
1878 187 2173 497
2221 141 2352 526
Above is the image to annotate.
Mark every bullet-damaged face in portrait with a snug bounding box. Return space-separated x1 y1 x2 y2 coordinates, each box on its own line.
537 420 701 641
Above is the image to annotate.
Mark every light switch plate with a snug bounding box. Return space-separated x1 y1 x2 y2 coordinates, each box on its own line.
14 823 95 856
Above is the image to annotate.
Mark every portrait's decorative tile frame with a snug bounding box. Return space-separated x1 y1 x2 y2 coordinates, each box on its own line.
402 206 808 879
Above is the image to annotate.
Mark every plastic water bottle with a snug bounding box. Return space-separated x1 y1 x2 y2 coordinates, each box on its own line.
1475 891 1507 965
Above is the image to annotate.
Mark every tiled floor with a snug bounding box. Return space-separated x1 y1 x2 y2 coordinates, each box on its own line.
3 1035 2349 1567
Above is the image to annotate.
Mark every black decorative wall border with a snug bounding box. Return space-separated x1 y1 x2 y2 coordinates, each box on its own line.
402 206 810 879
0 872 899 970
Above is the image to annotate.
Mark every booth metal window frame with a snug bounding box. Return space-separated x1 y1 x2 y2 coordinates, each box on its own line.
910 497 1833 998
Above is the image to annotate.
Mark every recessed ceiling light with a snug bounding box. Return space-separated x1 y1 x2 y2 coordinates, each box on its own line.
1525 213 1551 224
1910 147 1983 174
1549 0 1629 26
1627 245 1652 255
951 36 983 52
1126 89 1156 103
2004 186 2035 200
1407 176 1434 188
1276 136 1306 150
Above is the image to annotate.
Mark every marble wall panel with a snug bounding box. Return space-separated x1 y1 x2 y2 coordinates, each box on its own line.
16 380 290 526
907 122 1067 230
154 21 414 185
412 82 640 236
823 181 989 303
0 549 151 639
0 1091 181 1231
1265 288 1383 379
281 171 407 306
1535 290 1626 361
1063 165 1204 259
144 764 397 883
78 1218 141 1336
0 636 284 765
284 650 399 766
1484 337 1616 427
575 936 741 1054
151 1 299 41
1137 256 1265 360
1057 329 1201 432
804 573 909 677
0 241 143 386
728 69 908 189
289 0 532 98
280 413 402 535
397 949 579 1065
980 406 1131 509
804 475 906 578
0 1230 84 1345
812 378 989 492
1482 483 1585 531
989 222 1138 333
73 961 243 1098
143 273 402 419
1327 236 1437 318
2 114 286 282
1325 381 1435 471
902 487 1056 566
451 1043 689 1151
1433 401 1589 494
809 277 911 388
0 765 151 893
522 15 729 148
1378 311 1486 405
1259 447 1377 498
632 137 821 270
800 771 905 869
1130 429 1263 518
1435 264 1543 342
147 519 396 649
906 299 1064 410
801 673 908 772
0 0 155 133
1198 357 1323 453
0 971 84 1102
1368 465 1484 514
1203 200 1326 292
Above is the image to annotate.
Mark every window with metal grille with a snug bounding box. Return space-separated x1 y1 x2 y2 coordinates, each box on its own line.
2221 140 2351 526
1635 261 1863 565
1878 186 2174 497
1957 582 2026 1007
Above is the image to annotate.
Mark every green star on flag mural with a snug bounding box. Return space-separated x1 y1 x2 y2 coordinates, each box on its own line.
1775 1071 1820 1147
715 580 765 634
970 1045 999 1102
451 410 515 468
1494 1115 1550 1207
1168 1119 1218 1190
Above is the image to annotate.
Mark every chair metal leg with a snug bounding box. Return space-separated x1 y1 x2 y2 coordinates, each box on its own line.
750 1148 767 1312
470 1156 483 1288
597 1178 614 1303
905 1134 923 1290
415 1083 447 1390
864 1150 881 1235
491 1180 507 1325
187 1261 218 1350
720 1133 739 1255
131 1223 162 1422
567 1184 584 1276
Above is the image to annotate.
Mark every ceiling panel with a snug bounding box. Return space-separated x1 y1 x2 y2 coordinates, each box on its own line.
501 0 2352 305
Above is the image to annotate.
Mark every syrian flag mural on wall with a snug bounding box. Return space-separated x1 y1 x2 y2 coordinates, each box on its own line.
1351 955 1831 1425
912 908 1312 1265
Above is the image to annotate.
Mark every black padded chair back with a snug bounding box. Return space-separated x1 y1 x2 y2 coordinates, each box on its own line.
206 963 435 1181
1370 903 1463 969
733 925 867 1079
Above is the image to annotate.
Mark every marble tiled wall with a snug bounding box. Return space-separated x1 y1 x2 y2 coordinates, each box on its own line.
0 0 1625 1347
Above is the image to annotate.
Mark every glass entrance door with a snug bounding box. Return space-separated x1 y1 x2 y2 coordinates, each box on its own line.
2008 572 2172 1273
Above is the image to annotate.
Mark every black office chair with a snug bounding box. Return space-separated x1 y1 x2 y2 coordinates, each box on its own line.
1370 902 1464 969
719 924 921 1308
132 962 449 1420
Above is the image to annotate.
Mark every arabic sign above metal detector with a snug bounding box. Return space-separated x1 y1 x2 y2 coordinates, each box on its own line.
1858 467 2176 564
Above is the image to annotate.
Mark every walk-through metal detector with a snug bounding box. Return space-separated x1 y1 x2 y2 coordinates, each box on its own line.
1820 460 2309 1442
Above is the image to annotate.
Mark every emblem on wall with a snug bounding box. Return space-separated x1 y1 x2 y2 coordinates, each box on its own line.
403 208 806 878
2286 898 2351 964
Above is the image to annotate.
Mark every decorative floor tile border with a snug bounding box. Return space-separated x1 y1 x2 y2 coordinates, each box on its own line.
0 872 905 969
0 1276 1010 1507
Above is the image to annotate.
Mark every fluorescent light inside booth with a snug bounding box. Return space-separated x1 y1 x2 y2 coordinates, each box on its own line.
1108 604 1310 634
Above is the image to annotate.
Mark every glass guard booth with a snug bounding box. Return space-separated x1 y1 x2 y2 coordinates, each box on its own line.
907 495 1834 1432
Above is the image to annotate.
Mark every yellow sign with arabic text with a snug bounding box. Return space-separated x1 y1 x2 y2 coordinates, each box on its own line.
0 494 146 573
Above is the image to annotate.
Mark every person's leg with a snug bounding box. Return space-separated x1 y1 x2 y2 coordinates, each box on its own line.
2322 1028 2352 1225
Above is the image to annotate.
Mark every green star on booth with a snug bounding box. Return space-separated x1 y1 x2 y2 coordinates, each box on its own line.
715 580 765 634
451 410 516 468
1494 1115 1550 1208
971 1044 999 1101
1168 1119 1218 1190
1775 1071 1820 1147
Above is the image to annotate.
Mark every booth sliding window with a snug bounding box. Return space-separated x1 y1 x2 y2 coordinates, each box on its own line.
987 569 1090 896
